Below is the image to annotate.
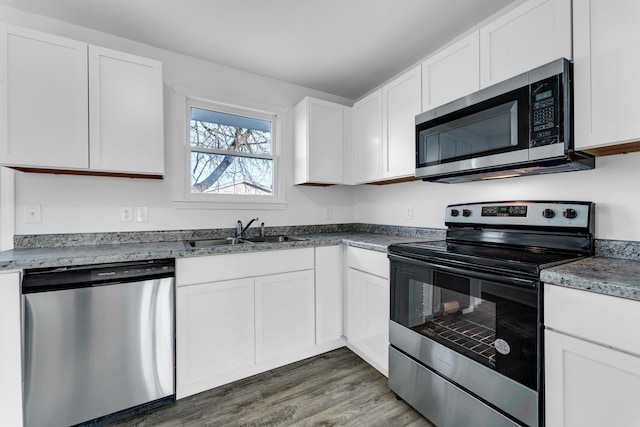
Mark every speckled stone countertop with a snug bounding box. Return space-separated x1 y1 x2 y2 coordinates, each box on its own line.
0 226 443 271
7 223 640 303
542 257 640 302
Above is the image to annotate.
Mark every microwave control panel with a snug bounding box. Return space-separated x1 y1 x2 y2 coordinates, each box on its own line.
530 75 561 147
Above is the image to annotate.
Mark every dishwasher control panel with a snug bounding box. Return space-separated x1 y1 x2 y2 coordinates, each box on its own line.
22 259 175 293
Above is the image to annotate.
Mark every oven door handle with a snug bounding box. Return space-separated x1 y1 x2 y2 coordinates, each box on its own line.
388 253 537 289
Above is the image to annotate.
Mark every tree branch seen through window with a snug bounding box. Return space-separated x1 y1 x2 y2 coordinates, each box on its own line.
190 107 274 195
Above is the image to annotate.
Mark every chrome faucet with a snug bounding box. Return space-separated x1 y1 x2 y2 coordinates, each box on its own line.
236 217 259 238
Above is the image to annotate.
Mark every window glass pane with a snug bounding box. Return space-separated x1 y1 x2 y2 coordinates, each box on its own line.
191 152 273 195
190 107 272 155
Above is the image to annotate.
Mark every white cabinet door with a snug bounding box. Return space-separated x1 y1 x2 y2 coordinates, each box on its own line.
346 268 389 376
480 0 571 88
293 97 346 185
0 24 88 169
545 329 640 427
176 278 255 398
315 245 342 344
0 271 22 427
422 32 480 111
89 46 164 175
574 0 640 152
255 270 315 363
382 65 421 179
352 89 383 183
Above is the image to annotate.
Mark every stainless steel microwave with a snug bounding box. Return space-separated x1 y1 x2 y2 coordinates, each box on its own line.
415 58 594 183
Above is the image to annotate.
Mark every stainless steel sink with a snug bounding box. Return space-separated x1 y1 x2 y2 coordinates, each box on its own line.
244 235 306 243
184 235 305 249
185 237 244 248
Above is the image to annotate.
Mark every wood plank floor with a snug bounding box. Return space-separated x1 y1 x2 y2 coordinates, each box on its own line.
108 347 435 427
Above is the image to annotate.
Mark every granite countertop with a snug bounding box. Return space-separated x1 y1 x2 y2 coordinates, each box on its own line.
6 223 640 304
542 257 640 302
0 232 424 271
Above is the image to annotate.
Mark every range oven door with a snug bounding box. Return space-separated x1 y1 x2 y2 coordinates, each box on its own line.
388 254 540 427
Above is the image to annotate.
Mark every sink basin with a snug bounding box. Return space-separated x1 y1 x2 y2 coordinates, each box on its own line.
184 235 305 248
185 238 244 248
244 235 306 243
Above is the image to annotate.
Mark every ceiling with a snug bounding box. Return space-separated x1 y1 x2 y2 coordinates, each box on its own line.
0 0 516 100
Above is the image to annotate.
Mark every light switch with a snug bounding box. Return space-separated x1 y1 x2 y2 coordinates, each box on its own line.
135 207 148 223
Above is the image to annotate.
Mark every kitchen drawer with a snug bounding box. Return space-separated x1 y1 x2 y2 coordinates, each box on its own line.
544 284 640 356
176 248 314 286
346 246 389 279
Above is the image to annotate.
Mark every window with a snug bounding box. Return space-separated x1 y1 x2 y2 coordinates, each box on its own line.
187 100 280 202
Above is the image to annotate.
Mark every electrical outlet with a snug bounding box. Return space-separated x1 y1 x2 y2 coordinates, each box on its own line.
120 206 133 222
24 204 42 223
405 205 413 220
135 207 148 223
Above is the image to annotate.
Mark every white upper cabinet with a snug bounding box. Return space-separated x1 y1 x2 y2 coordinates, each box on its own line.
573 0 640 153
422 32 480 111
0 25 164 177
89 46 164 175
294 96 348 185
352 89 383 184
479 0 571 88
0 24 89 169
382 65 421 179
352 65 421 184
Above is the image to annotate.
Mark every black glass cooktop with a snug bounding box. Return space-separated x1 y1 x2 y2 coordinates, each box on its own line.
388 240 586 278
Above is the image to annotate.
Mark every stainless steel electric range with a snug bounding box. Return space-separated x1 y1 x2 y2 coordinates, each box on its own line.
388 200 595 427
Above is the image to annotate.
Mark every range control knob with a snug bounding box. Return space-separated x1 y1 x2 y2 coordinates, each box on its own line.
462 209 472 217
451 209 460 217
542 208 556 219
563 208 578 219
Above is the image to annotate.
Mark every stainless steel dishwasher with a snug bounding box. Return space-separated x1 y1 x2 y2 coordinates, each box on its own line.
22 259 175 427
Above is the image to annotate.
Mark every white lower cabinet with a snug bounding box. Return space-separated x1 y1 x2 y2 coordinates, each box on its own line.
177 278 255 392
0 271 22 427
255 270 315 362
315 245 343 344
345 247 389 376
544 284 640 426
545 329 640 427
176 247 343 399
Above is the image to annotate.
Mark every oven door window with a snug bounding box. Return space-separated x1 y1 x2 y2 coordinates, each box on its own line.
391 262 538 390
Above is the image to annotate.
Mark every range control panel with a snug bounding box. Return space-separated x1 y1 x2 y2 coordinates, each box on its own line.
445 201 593 228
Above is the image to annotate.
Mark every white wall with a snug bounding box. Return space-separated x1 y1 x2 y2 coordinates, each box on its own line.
0 7 356 236
354 151 640 241
2 6 639 243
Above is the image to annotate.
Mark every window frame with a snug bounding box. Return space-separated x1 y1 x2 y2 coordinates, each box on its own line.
180 96 285 208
